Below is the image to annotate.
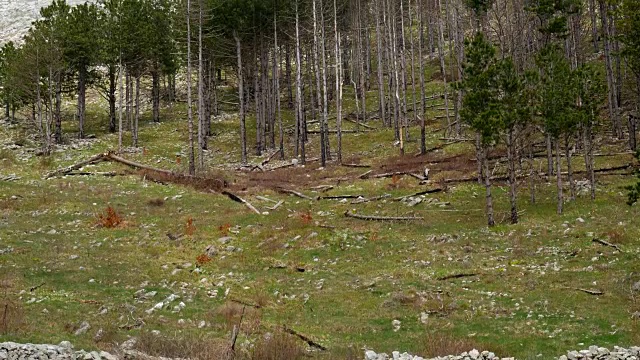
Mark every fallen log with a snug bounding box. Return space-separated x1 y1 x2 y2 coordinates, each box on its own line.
45 152 108 178
283 326 327 351
574 288 604 296
344 210 423 221
592 238 623 252
277 188 314 200
437 273 479 281
222 191 262 215
66 171 118 177
341 163 371 168
351 194 392 204
343 117 377 129
261 149 282 166
319 194 363 200
394 188 444 201
358 170 373 179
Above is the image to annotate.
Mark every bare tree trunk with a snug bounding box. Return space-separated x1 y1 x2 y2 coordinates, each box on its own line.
54 72 62 144
418 0 426 154
399 0 409 140
335 0 343 164
109 65 117 133
126 71 131 131
197 0 205 168
483 147 495 227
507 128 518 224
274 10 284 160
408 0 418 133
436 0 451 134
589 0 599 52
546 133 554 176
375 0 386 128
556 138 563 214
529 137 536 204
599 0 622 139
565 135 575 200
234 30 247 165
295 2 305 164
118 61 123 152
187 0 196 174
312 0 327 167
152 68 160 123
78 66 86 139
133 75 140 148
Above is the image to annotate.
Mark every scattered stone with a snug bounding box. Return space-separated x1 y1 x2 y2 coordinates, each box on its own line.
391 319 401 332
74 321 91 336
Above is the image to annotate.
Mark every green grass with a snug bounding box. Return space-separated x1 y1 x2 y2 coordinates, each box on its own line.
1 82 639 359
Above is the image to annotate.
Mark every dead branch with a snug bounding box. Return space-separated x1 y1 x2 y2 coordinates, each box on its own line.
359 170 373 179
343 117 377 129
394 188 444 200
341 163 371 168
222 191 262 215
372 171 425 180
351 194 392 204
574 288 604 296
45 152 108 178
310 185 334 192
268 163 295 171
592 238 623 252
266 200 284 211
66 171 118 177
29 282 45 292
261 149 282 166
277 188 314 200
344 210 423 221
230 298 261 309
283 326 327 351
437 273 479 281
319 195 363 200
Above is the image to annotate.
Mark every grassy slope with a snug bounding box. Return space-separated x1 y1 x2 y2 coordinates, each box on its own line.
0 79 639 359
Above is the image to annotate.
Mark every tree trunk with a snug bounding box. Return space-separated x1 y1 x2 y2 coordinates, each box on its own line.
436 0 451 134
118 62 124 152
197 0 205 168
295 2 305 164
507 128 518 224
589 0 599 52
234 31 247 165
78 66 86 139
133 75 140 148
126 70 131 131
565 135 575 200
187 0 196 174
312 0 327 167
54 72 62 144
375 0 386 128
599 0 622 139
555 138 563 214
152 68 160 123
335 0 343 164
109 65 117 133
546 133 553 176
529 138 535 204
275 10 284 160
418 0 426 154
483 147 495 227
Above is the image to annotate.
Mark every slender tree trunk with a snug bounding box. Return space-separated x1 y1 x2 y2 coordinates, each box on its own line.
556 138 563 214
418 0 426 154
335 0 343 164
54 73 62 144
476 132 483 183
546 133 554 176
118 62 123 152
197 0 205 167
78 66 86 139
295 3 305 164
126 71 131 131
187 0 196 174
565 135 575 200
436 0 451 134
507 128 518 224
529 138 536 204
483 147 495 227
133 75 140 148
408 0 418 133
375 0 386 128
286 43 293 109
589 0 599 52
312 0 327 167
152 68 160 123
234 31 247 165
599 0 622 139
274 10 284 160
109 65 117 133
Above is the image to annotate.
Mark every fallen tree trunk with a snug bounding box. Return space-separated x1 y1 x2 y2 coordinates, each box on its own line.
344 210 423 221
283 326 327 351
222 191 262 215
45 153 108 178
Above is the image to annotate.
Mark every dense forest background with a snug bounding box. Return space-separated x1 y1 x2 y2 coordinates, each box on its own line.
1 0 640 225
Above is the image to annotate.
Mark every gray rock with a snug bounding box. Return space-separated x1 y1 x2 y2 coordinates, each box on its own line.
217 236 233 244
74 322 90 336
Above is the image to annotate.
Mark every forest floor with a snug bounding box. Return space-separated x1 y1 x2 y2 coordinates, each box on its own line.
1 86 640 359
